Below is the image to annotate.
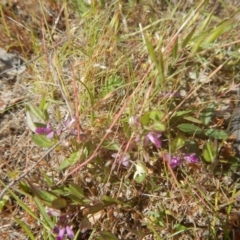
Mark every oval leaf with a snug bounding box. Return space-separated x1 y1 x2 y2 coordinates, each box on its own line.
58 151 80 170
52 198 67 209
98 231 119 240
151 122 166 131
183 116 203 124
203 141 217 162
177 123 203 134
170 134 186 152
68 183 84 199
204 129 228 139
149 110 164 121
26 103 47 122
32 135 55 148
200 103 216 125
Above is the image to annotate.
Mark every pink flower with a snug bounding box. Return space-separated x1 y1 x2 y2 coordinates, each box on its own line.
112 152 130 167
53 226 74 240
143 132 162 148
35 124 54 139
183 153 199 164
165 153 182 168
46 207 61 217
63 116 76 128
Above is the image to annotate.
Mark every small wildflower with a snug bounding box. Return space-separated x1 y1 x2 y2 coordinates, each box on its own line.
63 116 76 128
46 207 61 217
129 115 141 128
143 132 162 148
53 226 74 240
183 153 199 164
35 124 54 139
47 208 74 240
112 152 130 167
165 153 182 168
170 156 182 168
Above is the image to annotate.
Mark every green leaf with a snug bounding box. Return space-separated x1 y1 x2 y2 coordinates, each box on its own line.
151 122 166 131
200 103 216 125
26 103 47 122
133 160 147 183
183 116 203 124
170 134 186 152
34 197 54 229
26 110 38 132
19 181 33 195
102 195 118 205
171 36 178 59
68 183 84 199
14 217 35 240
203 21 232 46
98 231 119 240
172 110 192 117
149 110 164 121
177 123 203 134
41 170 54 187
38 190 57 202
141 112 150 126
141 111 165 128
102 195 126 206
173 223 188 231
0 195 9 212
58 151 80 170
88 203 105 214
182 25 197 48
204 129 228 139
0 180 38 221
32 135 55 148
134 173 146 183
191 32 206 53
203 141 217 163
39 95 47 110
123 121 131 138
102 141 120 151
145 35 157 64
51 198 67 209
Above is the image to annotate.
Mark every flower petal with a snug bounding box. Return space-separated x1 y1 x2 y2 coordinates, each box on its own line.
46 207 61 217
46 130 54 139
144 132 162 148
183 153 199 163
64 116 76 128
56 227 65 240
66 226 74 239
165 153 181 168
36 124 54 138
121 155 130 167
170 156 182 168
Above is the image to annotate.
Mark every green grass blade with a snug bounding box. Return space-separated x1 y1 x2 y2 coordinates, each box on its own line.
14 217 35 240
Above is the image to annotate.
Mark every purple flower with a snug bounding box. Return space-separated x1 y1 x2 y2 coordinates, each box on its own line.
46 208 61 217
53 226 74 240
143 132 162 148
167 154 182 168
46 208 74 240
35 124 54 139
183 153 199 164
63 116 76 128
164 152 199 169
112 152 130 167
